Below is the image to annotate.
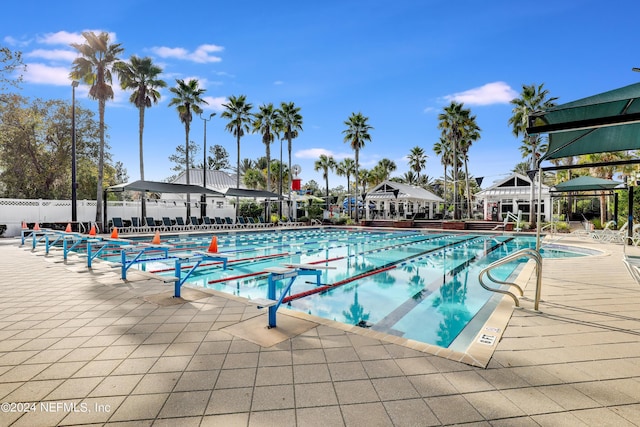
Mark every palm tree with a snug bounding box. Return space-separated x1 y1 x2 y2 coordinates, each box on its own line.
433 138 452 216
438 101 476 220
239 158 255 175
376 158 397 181
314 154 336 211
168 79 207 221
70 31 124 230
115 56 166 221
343 112 373 222
408 146 427 183
509 83 557 226
277 102 303 217
335 158 356 217
253 103 280 217
221 95 253 218
458 117 480 218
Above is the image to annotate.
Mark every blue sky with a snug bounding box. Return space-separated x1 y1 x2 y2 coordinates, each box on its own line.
4 0 640 189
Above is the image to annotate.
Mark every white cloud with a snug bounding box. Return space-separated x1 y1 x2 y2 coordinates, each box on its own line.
202 96 227 112
3 35 30 47
22 63 72 85
38 30 116 46
443 81 517 106
274 80 284 85
296 148 334 159
151 44 223 63
26 49 78 62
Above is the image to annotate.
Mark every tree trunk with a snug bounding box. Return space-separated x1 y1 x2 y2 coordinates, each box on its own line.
185 120 191 221
139 106 146 221
96 99 105 231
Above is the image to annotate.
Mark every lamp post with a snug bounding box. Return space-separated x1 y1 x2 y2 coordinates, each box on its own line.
200 113 215 218
279 137 283 219
71 81 79 224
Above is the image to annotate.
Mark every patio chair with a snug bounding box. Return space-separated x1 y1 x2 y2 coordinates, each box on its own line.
131 217 148 233
203 216 218 230
111 217 132 234
247 217 263 228
162 217 180 232
145 217 159 232
189 216 203 230
175 217 190 231
236 217 248 228
224 217 235 228
215 217 230 229
258 216 274 227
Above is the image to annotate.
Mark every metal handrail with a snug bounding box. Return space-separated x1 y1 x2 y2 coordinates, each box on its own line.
478 248 543 310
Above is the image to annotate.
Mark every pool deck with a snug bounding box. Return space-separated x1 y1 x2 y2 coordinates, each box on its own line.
0 232 639 426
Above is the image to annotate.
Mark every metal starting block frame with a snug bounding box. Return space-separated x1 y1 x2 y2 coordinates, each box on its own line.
262 264 336 328
168 252 232 298
119 244 173 279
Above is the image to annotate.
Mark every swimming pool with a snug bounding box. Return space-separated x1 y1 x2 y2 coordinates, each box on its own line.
95 227 586 350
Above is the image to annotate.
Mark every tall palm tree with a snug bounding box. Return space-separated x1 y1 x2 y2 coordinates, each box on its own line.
433 137 452 216
408 146 427 183
376 158 397 181
115 56 166 221
459 117 481 218
314 154 336 211
277 102 303 217
438 101 476 220
509 83 557 226
239 158 255 175
221 95 253 218
335 158 356 217
168 78 207 220
253 103 280 217
343 112 373 222
70 31 124 230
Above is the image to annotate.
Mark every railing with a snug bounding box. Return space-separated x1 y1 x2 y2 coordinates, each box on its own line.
478 248 542 310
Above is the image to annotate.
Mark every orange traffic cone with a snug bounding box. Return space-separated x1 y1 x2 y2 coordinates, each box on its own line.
207 236 218 253
152 230 161 245
111 227 119 239
21 221 27 229
33 223 40 231
65 223 72 232
88 225 96 236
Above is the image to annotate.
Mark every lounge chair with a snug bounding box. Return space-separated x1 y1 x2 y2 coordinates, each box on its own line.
236 217 248 228
111 217 132 234
258 216 274 227
131 217 146 233
189 216 203 230
145 217 159 232
202 216 218 230
224 217 235 228
215 217 230 229
247 217 263 228
175 217 190 231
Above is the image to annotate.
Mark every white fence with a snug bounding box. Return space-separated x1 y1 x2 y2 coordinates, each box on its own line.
0 197 235 237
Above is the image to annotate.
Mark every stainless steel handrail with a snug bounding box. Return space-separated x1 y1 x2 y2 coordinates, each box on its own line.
478 248 542 310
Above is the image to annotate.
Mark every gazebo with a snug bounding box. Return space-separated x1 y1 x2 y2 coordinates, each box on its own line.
475 173 551 223
364 181 444 220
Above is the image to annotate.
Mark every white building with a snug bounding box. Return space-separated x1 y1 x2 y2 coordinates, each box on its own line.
474 173 551 222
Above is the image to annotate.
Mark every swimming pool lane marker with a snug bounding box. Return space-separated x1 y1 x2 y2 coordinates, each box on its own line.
282 234 482 303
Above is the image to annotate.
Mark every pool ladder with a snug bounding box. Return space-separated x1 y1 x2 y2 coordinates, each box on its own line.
478 248 542 311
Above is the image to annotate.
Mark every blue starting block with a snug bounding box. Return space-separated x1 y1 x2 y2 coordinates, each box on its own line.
261 264 335 328
168 252 232 298
119 244 173 279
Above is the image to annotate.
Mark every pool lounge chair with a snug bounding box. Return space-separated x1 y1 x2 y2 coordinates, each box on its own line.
202 216 218 230
224 217 235 228
215 217 230 229
175 217 190 231
189 216 206 231
258 216 274 227
111 217 132 234
145 217 159 232
236 217 248 228
131 217 146 233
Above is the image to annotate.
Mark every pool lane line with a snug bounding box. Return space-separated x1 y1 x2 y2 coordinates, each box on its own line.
282 234 481 303
147 252 291 273
372 236 515 335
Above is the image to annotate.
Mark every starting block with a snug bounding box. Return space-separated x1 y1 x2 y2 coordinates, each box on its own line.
263 263 335 328
168 252 233 298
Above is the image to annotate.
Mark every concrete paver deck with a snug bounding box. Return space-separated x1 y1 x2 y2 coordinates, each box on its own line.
0 233 638 426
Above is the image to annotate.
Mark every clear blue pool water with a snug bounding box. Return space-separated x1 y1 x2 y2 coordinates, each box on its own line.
97 228 587 349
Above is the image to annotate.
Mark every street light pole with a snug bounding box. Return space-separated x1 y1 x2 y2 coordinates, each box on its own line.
279 138 283 219
71 81 79 225
200 113 215 218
